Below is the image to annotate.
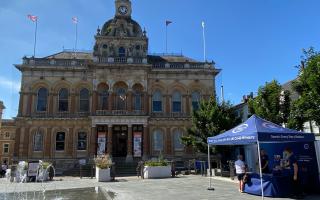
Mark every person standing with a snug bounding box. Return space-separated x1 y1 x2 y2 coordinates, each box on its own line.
284 147 302 199
235 155 246 193
1 161 8 178
260 149 270 174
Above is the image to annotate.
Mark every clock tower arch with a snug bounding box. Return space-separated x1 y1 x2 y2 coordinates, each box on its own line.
115 0 132 18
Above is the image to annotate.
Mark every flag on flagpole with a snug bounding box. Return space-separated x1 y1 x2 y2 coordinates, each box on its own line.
27 14 38 22
166 20 172 26
72 16 78 24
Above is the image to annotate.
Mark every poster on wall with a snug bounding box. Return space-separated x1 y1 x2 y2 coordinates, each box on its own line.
28 162 39 177
133 132 142 157
97 132 106 155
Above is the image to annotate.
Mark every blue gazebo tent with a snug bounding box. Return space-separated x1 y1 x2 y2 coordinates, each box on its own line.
206 115 315 199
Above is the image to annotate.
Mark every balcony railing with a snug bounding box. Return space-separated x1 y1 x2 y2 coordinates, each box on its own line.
152 62 212 70
150 112 191 118
95 110 147 116
95 57 147 64
31 112 90 118
23 58 87 67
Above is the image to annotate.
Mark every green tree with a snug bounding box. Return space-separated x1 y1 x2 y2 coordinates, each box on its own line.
181 96 240 154
248 80 291 125
288 48 320 130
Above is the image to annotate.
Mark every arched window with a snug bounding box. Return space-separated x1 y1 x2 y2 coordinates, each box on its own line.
133 91 142 111
172 91 181 112
153 129 164 151
173 129 184 151
33 131 43 152
79 88 90 112
36 88 48 112
77 132 87 151
191 91 201 111
56 132 65 151
152 90 162 112
58 88 69 112
116 88 126 110
119 47 126 57
98 85 109 110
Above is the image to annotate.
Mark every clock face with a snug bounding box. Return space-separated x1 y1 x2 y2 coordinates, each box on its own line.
118 6 128 15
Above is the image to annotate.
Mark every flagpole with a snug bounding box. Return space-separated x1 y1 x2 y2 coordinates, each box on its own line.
33 19 38 58
202 21 206 62
166 23 168 54
74 20 78 57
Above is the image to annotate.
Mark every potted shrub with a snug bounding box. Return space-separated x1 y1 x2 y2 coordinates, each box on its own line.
37 160 52 182
94 154 113 182
144 157 171 179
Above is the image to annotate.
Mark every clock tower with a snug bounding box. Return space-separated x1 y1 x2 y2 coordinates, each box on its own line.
115 0 132 18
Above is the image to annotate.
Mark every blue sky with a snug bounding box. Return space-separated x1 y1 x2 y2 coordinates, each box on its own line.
1 0 320 119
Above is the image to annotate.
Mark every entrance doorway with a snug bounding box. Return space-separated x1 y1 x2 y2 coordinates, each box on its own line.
112 125 128 157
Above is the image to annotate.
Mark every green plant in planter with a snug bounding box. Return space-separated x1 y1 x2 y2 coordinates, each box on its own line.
145 154 169 167
94 154 113 169
39 160 52 169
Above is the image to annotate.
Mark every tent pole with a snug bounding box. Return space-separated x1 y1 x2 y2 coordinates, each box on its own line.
257 140 264 200
207 144 214 190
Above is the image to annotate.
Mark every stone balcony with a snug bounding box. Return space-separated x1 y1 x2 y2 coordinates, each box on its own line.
22 58 87 67
94 110 147 116
94 56 148 64
150 112 191 118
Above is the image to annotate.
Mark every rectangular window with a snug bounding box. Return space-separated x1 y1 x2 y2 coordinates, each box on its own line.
192 102 199 111
172 102 181 112
33 132 43 152
153 131 163 151
77 132 87 151
3 143 9 154
153 101 162 112
174 132 184 151
56 132 65 151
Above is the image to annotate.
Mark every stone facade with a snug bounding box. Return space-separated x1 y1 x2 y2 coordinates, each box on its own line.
14 0 220 170
0 119 15 165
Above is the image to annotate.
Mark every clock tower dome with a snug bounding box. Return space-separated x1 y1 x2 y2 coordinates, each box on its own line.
93 0 148 60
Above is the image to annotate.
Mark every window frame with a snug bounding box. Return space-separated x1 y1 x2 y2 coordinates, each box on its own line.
79 88 90 112
55 132 66 151
33 131 44 152
172 91 182 113
77 132 87 151
153 129 164 151
152 90 162 112
173 129 184 151
3 143 9 154
191 91 201 111
58 88 69 112
36 87 48 112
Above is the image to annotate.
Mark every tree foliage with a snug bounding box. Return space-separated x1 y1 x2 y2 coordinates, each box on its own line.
288 48 320 130
248 80 291 125
181 96 240 154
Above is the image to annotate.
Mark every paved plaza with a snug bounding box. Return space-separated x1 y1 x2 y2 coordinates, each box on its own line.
0 175 320 200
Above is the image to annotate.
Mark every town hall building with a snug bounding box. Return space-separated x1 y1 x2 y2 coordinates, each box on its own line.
14 0 219 171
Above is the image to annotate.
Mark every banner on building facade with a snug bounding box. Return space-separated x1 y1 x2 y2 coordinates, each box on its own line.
97 132 106 155
133 132 142 157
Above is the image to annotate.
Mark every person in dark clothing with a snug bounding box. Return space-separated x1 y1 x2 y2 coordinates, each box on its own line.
260 149 270 174
284 147 303 199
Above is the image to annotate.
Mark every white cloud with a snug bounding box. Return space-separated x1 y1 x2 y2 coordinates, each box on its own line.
0 76 20 92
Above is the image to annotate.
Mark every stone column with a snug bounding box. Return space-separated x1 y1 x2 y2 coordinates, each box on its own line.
127 91 133 112
143 125 149 160
126 125 133 162
45 127 52 159
92 91 98 114
14 128 21 157
165 95 171 113
70 93 76 114
186 95 190 115
48 93 54 115
143 93 149 114
68 127 74 157
90 127 97 156
19 127 25 158
23 127 30 158
108 92 113 111
18 93 23 116
26 93 33 116
165 127 172 156
107 126 112 155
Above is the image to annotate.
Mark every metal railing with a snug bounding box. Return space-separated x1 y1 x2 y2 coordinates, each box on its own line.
23 58 87 67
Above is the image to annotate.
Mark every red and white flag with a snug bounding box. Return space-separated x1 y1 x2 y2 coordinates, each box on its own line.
72 17 78 24
27 14 38 22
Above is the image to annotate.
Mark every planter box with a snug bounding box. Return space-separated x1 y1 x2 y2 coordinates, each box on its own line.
143 166 171 179
96 167 111 182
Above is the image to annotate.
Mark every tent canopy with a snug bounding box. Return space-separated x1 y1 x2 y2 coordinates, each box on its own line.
207 115 315 146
